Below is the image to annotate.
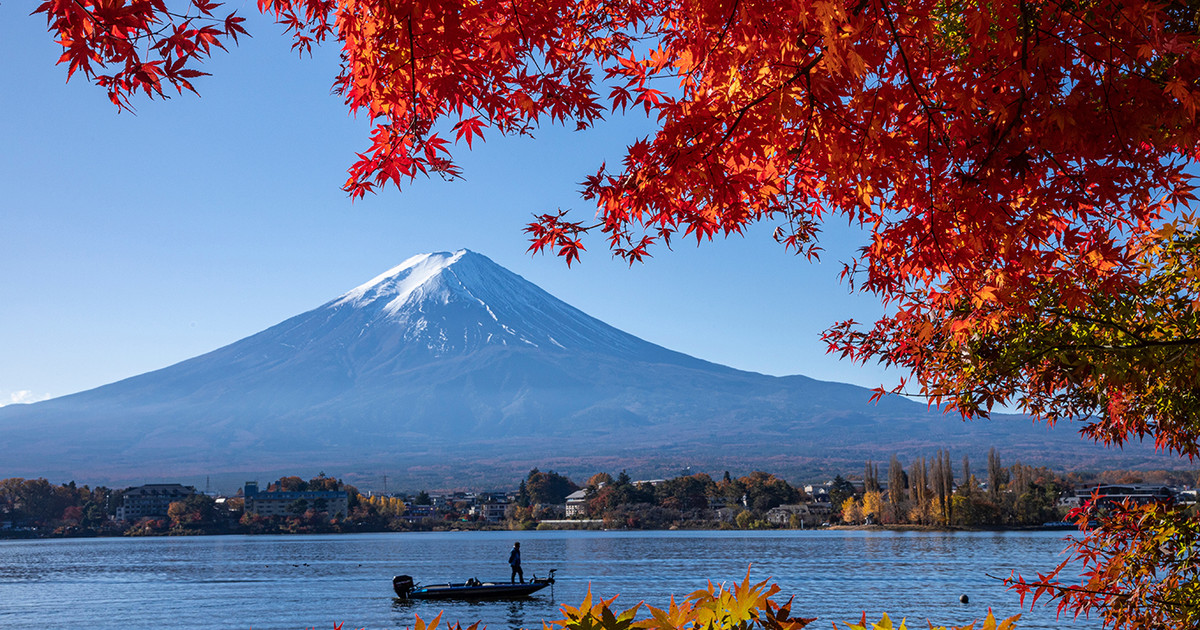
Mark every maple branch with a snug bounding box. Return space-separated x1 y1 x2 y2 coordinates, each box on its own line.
1037 0 1169 88
986 573 1190 612
1045 308 1149 344
701 53 823 161
1097 72 1137 164
874 0 991 310
712 0 742 52
1038 148 1092 212
876 0 954 156
1046 338 1200 351
407 16 417 113
508 2 549 83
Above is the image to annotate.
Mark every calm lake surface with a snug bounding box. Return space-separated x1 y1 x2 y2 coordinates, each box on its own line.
0 529 1100 630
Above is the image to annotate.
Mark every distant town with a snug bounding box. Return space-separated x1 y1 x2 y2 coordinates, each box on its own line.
2 453 1198 538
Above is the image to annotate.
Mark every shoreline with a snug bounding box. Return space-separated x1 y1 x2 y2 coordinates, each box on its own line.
1 521 1080 541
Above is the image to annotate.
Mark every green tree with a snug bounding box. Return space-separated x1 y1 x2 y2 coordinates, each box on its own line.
828 475 856 513
717 474 747 509
18 479 68 525
516 479 531 507
81 501 107 529
523 469 579 505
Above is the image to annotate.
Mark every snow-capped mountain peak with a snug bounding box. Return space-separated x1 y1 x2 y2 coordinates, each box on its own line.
316 249 686 360
334 250 468 313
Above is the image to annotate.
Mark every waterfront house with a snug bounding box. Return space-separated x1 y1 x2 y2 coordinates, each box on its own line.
478 499 510 522
766 503 832 528
1069 484 1174 508
402 504 438 523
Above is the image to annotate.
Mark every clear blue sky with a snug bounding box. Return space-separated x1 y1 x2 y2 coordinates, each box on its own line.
0 6 897 405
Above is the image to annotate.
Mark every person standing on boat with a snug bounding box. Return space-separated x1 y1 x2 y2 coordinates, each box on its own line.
508 542 524 583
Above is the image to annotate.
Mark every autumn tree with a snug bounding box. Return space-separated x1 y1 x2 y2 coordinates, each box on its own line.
739 471 803 512
587 470 655 515
586 472 614 489
840 497 862 524
654 473 717 511
308 472 341 492
272 476 307 493
35 0 1200 625
860 491 884 525
362 494 406 518
168 495 218 530
0 478 116 533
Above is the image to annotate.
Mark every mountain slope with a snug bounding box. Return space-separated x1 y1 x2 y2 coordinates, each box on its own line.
0 250 1167 486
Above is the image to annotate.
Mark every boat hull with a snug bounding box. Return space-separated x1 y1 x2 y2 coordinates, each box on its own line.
394 574 554 600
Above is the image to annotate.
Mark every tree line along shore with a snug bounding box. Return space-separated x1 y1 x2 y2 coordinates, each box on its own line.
2 453 1197 538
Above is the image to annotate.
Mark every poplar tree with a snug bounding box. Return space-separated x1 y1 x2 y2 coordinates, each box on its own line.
886 455 907 523
987 447 1006 500
961 455 972 496
863 461 881 494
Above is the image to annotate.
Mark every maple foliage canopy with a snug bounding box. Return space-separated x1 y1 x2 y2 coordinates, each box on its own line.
37 0 1200 451
35 1 1200 626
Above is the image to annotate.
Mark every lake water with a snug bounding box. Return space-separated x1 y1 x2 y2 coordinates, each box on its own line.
0 529 1101 630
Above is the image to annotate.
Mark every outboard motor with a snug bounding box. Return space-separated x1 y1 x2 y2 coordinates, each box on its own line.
393 575 415 597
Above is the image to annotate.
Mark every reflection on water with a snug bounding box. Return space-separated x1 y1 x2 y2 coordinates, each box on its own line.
393 596 549 629
0 530 1097 630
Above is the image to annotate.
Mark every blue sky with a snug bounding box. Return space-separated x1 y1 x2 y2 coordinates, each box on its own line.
1 6 896 405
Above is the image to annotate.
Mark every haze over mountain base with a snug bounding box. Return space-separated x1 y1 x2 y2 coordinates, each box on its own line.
0 251 1170 490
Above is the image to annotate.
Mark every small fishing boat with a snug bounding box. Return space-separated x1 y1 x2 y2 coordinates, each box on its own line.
393 569 556 600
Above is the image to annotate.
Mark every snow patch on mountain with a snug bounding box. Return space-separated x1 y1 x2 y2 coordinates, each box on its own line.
335 250 466 312
0 389 52 407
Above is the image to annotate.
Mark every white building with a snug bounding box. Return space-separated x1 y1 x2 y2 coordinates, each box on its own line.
242 482 348 519
116 484 196 521
565 490 588 518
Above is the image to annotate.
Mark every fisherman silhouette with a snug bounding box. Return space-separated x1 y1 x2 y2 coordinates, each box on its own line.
508 542 524 583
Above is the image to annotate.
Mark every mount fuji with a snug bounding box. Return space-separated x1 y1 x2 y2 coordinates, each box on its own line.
0 250 1165 487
